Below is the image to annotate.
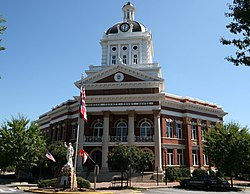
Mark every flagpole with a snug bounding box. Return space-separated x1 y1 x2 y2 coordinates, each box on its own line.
72 75 85 190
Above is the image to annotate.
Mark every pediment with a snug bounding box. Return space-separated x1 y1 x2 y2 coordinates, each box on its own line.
82 64 162 84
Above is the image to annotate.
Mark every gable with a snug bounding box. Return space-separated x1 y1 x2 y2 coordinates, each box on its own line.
96 71 143 83
83 64 163 84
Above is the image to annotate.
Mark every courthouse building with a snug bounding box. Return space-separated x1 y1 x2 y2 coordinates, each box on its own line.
38 2 227 178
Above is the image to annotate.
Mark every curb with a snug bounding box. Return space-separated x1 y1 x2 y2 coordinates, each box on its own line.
20 188 114 194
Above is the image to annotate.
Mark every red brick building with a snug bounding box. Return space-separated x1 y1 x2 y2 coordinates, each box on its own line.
38 2 226 179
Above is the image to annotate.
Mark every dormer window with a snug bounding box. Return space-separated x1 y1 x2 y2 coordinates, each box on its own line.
112 55 117 64
133 54 138 64
122 55 127 64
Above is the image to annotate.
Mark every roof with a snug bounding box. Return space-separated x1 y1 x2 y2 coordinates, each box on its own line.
106 21 146 35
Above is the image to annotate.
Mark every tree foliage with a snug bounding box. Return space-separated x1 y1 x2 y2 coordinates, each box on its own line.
0 115 46 176
108 144 154 175
204 122 250 186
221 0 250 66
46 141 67 178
0 15 7 51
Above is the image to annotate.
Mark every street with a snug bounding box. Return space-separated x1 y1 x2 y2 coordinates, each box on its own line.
0 185 33 194
142 187 250 194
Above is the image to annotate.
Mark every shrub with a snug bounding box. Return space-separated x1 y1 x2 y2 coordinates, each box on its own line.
192 168 207 177
166 167 179 182
38 178 58 188
179 167 190 178
77 177 90 189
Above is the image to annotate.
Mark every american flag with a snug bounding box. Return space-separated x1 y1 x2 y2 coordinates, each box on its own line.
45 151 56 162
80 85 88 122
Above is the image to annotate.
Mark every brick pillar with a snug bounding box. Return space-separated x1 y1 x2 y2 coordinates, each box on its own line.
197 119 204 167
173 149 178 165
184 117 193 168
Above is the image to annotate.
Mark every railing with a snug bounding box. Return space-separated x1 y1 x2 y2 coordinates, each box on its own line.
85 136 102 142
87 63 160 71
109 136 128 142
84 136 154 143
135 136 154 142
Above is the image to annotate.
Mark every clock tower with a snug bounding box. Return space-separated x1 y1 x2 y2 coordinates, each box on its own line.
96 2 157 78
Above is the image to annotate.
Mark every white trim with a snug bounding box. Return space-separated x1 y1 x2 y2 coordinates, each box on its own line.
161 109 222 122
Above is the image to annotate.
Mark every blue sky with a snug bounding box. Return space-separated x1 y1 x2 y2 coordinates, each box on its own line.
1 1 249 127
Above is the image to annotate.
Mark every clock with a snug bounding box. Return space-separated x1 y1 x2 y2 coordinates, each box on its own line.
119 23 130 32
114 73 124 82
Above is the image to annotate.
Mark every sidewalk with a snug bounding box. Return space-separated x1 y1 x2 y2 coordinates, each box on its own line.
15 181 178 194
12 180 250 194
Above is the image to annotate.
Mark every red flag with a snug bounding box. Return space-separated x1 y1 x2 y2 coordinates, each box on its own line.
80 86 88 122
79 149 89 164
46 151 56 162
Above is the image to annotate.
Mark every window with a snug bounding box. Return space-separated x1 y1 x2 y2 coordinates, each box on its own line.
192 150 199 166
71 123 77 139
112 55 116 64
93 122 103 136
201 126 207 141
122 55 127 64
140 121 151 136
133 54 138 64
166 121 173 138
177 149 184 165
167 149 174 165
176 123 182 139
92 150 102 167
62 125 66 140
203 154 209 166
116 121 128 137
57 126 61 141
191 124 197 140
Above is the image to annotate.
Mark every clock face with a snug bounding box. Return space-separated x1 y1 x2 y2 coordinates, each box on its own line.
120 23 130 32
114 73 124 82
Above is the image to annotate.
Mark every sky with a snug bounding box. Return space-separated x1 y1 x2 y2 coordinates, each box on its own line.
0 1 249 127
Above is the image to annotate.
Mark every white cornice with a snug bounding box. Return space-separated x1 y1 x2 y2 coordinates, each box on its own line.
77 64 163 86
75 93 162 103
83 81 163 90
162 97 227 118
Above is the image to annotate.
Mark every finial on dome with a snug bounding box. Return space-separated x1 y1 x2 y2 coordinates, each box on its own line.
122 2 136 22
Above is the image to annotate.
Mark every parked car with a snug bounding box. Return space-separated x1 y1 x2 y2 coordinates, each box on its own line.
180 175 230 190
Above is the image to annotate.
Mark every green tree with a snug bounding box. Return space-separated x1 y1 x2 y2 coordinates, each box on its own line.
46 141 67 178
204 122 250 187
108 144 154 185
220 0 250 66
134 149 153 180
0 15 7 51
0 115 46 177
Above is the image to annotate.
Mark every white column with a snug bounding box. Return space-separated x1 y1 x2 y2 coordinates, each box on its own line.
153 110 162 172
140 41 143 64
101 111 110 172
107 44 110 66
76 118 85 174
128 110 135 145
128 44 132 65
118 44 121 63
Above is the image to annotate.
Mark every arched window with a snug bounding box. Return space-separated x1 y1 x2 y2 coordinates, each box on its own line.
93 122 103 136
91 150 102 168
116 121 128 137
140 121 151 136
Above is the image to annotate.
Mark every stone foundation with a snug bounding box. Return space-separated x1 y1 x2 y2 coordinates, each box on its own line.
58 165 77 190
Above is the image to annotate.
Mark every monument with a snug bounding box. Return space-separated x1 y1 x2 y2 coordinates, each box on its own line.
58 142 78 190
